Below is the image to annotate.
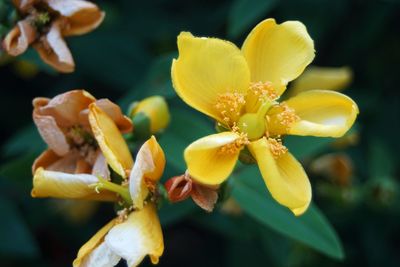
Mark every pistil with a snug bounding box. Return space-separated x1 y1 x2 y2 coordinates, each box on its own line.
90 177 132 205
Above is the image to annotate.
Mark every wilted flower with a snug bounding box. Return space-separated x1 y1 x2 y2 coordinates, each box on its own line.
2 0 104 72
32 90 133 201
73 136 165 267
165 172 218 212
171 18 359 215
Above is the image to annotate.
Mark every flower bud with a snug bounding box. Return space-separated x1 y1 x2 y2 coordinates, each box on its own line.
129 96 170 139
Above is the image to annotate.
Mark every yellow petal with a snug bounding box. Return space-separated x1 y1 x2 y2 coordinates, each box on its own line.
73 219 117 267
32 167 117 201
248 138 311 216
184 132 243 185
242 18 315 96
286 90 359 137
289 66 353 96
172 32 250 121
105 204 164 267
129 136 166 209
89 103 133 178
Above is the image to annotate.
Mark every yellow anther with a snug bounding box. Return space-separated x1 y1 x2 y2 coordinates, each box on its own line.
246 81 278 113
266 103 299 135
215 92 245 125
218 131 249 155
267 138 288 159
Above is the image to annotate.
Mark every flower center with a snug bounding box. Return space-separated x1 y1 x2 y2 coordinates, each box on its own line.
215 92 245 125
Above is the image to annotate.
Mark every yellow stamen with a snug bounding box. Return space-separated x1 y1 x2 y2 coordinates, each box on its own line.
215 92 245 125
267 138 288 159
266 102 299 135
218 130 249 155
246 81 278 113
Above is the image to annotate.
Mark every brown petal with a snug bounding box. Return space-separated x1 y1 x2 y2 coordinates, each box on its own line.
191 183 219 212
32 97 50 109
85 99 133 134
12 0 36 11
45 0 105 36
34 20 75 73
39 90 95 127
2 20 36 56
91 151 110 180
32 149 61 174
75 159 92 174
33 149 83 174
165 174 193 203
33 111 70 156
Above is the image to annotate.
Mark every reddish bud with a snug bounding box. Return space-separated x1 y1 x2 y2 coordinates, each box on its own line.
165 175 193 202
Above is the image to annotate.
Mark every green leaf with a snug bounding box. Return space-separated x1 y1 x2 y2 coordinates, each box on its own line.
158 102 213 171
228 0 278 38
285 135 334 160
2 124 45 157
231 165 344 259
158 200 196 226
0 196 39 258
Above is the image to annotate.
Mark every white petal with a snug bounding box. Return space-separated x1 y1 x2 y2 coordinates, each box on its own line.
80 242 121 267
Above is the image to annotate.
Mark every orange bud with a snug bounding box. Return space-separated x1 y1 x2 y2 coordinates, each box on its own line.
165 175 192 203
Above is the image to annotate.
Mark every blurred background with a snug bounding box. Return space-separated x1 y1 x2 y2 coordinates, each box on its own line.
1 0 400 266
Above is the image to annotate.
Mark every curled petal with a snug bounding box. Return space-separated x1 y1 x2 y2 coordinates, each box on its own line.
242 18 315 96
105 205 164 267
129 136 165 209
165 174 193 203
35 90 95 127
2 20 36 56
191 183 219 212
73 219 118 267
33 149 82 174
34 20 75 73
172 32 250 122
290 66 353 96
32 167 117 201
184 132 243 185
248 138 311 216
33 111 70 156
286 90 359 137
12 0 36 11
89 103 133 179
45 0 105 36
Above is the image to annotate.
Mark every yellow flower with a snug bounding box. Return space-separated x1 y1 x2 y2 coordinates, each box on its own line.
289 66 353 96
73 136 165 267
2 0 104 72
32 90 133 201
171 18 359 215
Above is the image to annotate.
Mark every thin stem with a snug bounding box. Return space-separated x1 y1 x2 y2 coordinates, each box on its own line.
90 177 133 205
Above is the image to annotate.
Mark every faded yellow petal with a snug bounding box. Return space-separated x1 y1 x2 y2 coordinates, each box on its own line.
105 204 164 267
32 167 117 201
286 90 359 137
242 18 315 96
289 66 353 96
184 132 242 185
34 20 75 73
89 103 133 179
129 136 166 209
73 219 117 267
248 138 311 216
172 32 250 121
45 0 105 36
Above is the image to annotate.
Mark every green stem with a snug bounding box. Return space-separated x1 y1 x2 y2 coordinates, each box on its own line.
90 177 133 205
